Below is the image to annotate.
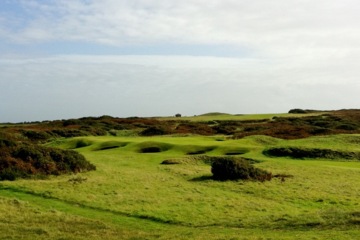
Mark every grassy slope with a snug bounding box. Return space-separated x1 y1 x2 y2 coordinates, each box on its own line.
0 134 359 239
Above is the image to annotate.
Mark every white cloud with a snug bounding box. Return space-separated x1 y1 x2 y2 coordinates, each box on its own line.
1 1 360 121
2 0 360 55
1 54 359 122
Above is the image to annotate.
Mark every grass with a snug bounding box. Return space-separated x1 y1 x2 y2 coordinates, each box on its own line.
1 134 360 239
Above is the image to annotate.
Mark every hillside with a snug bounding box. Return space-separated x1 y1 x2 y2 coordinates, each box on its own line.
2 109 360 142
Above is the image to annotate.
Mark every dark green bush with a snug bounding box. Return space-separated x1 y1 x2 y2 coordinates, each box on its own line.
51 129 88 138
289 108 318 114
310 127 330 134
211 157 272 181
62 119 81 126
50 149 95 173
263 147 360 160
0 139 17 148
140 126 167 136
289 109 307 114
0 168 21 181
12 145 44 162
0 138 96 180
311 121 332 128
79 126 107 136
21 130 53 142
212 125 236 135
336 124 358 130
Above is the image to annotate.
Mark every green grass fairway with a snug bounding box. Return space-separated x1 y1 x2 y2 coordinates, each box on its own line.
1 134 360 239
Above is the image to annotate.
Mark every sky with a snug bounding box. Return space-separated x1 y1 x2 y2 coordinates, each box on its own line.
1 0 360 122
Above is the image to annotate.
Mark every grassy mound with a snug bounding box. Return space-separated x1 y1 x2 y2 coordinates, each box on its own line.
199 112 230 116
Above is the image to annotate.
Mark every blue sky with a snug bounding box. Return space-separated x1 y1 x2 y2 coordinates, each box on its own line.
1 0 360 122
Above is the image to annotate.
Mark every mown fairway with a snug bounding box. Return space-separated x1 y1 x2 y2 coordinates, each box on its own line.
1 134 360 239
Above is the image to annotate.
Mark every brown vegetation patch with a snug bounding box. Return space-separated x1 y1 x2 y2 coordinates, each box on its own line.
2 109 360 143
0 133 95 181
264 147 360 160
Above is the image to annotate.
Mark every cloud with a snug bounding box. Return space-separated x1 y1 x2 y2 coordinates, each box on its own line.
1 1 360 68
1 54 359 122
1 1 360 121
2 0 360 54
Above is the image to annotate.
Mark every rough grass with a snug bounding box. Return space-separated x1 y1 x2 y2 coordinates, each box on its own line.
1 134 360 239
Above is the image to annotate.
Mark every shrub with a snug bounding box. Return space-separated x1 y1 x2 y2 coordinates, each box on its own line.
289 108 318 114
79 126 107 136
288 108 307 114
62 119 81 126
263 147 360 160
211 157 272 181
212 125 236 135
51 129 88 138
108 130 118 136
0 138 96 180
310 127 330 134
175 123 215 135
336 124 358 130
21 130 53 142
140 127 167 136
0 139 17 148
0 167 24 181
